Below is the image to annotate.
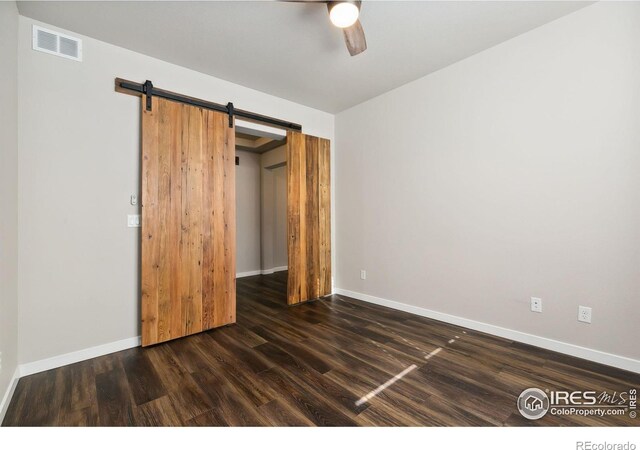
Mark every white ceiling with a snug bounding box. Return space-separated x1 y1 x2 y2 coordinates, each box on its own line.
17 1 591 113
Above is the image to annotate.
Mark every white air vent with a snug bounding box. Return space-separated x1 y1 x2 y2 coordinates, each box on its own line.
32 25 82 61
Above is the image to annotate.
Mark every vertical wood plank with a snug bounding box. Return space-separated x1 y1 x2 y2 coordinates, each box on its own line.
298 135 307 302
141 96 159 346
185 105 204 335
318 137 332 296
157 99 173 342
168 102 183 340
212 112 227 326
223 119 237 325
287 131 302 305
179 104 192 336
201 111 214 330
305 135 320 299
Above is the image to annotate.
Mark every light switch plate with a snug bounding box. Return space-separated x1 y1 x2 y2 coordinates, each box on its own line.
127 214 141 227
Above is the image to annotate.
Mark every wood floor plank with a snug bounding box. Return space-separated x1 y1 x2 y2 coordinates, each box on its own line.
165 376 215 424
134 395 183 426
324 365 433 419
95 368 135 426
20 371 58 426
258 367 357 426
259 399 315 427
255 342 368 416
65 361 98 414
250 326 332 374
145 343 193 392
208 330 275 374
92 352 122 375
200 381 266 426
209 324 267 349
357 405 423 427
186 409 229 426
2 377 33 426
121 348 167 405
57 406 98 427
194 334 278 407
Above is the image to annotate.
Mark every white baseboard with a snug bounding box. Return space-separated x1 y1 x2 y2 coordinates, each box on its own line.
19 336 141 377
334 288 640 374
0 367 20 425
236 270 262 278
260 265 288 275
237 266 288 278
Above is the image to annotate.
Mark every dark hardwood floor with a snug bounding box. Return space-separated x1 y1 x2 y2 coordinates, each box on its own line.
3 271 639 426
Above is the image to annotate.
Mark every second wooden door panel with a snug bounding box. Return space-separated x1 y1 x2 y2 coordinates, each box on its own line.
287 131 331 305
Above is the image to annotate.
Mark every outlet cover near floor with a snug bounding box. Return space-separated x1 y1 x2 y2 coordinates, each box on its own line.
360 270 366 280
530 297 542 313
578 306 592 323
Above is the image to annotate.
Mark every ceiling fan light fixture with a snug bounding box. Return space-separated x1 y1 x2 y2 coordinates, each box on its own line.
329 1 360 29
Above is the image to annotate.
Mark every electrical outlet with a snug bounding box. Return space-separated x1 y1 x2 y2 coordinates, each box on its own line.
0 351 2 371
360 270 366 280
578 306 592 323
530 297 542 313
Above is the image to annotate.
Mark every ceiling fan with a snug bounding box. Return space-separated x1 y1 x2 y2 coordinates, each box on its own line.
291 1 367 56
326 1 367 56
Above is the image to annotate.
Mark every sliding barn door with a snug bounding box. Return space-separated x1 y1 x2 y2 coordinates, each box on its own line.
287 131 331 305
141 96 236 346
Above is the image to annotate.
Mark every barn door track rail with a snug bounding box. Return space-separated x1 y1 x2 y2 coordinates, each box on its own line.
115 78 302 132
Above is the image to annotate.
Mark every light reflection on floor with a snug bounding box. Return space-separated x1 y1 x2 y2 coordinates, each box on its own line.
354 332 464 406
355 364 419 406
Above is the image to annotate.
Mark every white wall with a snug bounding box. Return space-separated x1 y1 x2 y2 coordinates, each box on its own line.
336 2 640 361
260 146 288 273
0 1 20 420
235 150 261 275
17 15 334 365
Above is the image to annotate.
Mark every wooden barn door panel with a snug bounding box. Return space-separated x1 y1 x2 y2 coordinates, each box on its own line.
287 131 331 305
141 96 236 346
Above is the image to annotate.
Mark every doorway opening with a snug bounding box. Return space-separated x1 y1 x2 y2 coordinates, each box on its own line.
235 124 288 300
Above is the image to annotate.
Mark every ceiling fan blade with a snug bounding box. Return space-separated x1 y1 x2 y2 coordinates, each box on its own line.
343 18 367 56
